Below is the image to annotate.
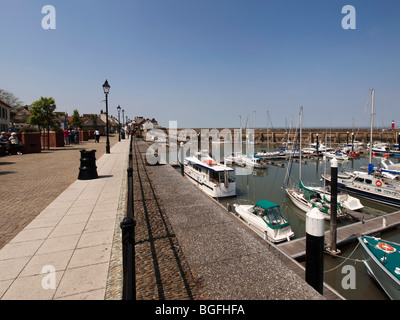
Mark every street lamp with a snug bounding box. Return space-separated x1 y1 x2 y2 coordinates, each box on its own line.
122 109 125 139
102 79 111 154
117 105 121 142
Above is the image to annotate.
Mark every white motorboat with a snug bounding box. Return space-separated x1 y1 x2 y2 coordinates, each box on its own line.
239 154 268 169
379 157 400 175
255 150 283 159
322 150 349 161
322 169 400 207
224 152 244 166
368 142 390 154
233 200 294 243
302 142 334 155
322 90 400 207
184 151 236 198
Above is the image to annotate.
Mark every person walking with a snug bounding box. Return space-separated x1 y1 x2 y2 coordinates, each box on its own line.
9 132 22 155
69 129 74 144
95 129 100 143
64 129 69 145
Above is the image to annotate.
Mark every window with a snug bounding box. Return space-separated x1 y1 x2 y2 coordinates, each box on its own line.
365 179 372 185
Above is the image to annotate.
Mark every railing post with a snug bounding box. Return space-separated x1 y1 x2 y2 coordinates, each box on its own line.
121 139 136 300
120 216 136 300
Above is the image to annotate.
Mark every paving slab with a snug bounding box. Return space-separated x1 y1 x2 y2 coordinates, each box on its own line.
0 138 130 300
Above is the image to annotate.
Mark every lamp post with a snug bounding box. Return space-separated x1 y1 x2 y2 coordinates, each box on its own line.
122 109 125 139
102 79 111 154
117 105 121 142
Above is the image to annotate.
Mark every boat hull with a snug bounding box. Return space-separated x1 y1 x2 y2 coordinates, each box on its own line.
233 204 294 243
184 167 236 198
322 174 400 207
285 188 332 220
358 237 400 300
335 182 400 207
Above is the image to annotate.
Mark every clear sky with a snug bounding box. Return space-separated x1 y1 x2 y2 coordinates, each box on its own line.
1 0 399 129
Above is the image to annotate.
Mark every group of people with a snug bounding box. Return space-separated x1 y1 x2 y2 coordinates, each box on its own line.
63 128 101 144
0 132 23 155
63 129 80 145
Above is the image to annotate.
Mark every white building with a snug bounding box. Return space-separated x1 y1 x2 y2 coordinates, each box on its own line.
0 100 11 132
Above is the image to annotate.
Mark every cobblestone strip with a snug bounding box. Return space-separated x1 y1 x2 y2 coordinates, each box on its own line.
133 140 203 300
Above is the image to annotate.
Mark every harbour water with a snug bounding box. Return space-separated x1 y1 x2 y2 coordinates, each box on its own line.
171 141 400 299
215 143 399 300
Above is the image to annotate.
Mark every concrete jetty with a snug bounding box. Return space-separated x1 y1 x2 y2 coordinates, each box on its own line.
135 140 325 300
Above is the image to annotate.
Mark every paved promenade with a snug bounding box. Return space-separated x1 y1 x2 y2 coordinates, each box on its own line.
0 135 126 299
0 136 325 300
0 135 120 249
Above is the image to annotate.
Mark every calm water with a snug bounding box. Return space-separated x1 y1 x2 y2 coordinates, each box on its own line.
173 142 400 299
216 143 399 300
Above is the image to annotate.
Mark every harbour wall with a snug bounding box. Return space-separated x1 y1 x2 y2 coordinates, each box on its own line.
157 128 400 145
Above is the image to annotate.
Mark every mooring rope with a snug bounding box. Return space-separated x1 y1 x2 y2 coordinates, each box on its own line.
324 241 363 273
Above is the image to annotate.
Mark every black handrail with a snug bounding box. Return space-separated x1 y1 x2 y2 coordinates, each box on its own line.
120 134 136 300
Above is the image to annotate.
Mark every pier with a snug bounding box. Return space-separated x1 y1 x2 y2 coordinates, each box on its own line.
134 140 346 300
277 211 400 259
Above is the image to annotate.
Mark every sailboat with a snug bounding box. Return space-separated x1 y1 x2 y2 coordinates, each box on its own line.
322 90 400 207
256 111 282 160
283 107 347 220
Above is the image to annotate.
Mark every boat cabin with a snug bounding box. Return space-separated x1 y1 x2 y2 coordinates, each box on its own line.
253 200 290 228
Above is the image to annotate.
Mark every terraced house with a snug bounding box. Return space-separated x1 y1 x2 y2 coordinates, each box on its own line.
0 99 11 132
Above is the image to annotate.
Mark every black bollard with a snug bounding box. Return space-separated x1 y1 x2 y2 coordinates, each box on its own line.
78 149 98 180
326 158 341 255
180 142 185 177
120 216 136 300
305 207 325 295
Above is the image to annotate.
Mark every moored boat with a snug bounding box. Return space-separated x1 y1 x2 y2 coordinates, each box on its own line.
233 200 294 243
358 236 400 300
184 151 236 198
322 90 400 207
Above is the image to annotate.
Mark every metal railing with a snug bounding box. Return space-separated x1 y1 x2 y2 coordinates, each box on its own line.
120 134 136 300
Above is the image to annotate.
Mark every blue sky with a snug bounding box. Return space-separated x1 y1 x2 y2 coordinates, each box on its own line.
1 0 400 129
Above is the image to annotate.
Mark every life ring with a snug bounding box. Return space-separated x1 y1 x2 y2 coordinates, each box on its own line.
376 180 382 187
378 242 394 252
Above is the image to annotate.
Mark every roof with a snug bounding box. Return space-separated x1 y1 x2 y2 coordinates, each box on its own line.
186 156 233 172
0 99 12 109
255 200 279 209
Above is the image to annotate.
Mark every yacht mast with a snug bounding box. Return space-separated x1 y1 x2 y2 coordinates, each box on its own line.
369 89 375 164
299 106 303 181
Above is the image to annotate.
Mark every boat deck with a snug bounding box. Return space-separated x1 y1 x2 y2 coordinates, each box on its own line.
278 211 400 259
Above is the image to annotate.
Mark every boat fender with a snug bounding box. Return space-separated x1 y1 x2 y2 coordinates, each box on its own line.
378 242 395 253
376 180 382 187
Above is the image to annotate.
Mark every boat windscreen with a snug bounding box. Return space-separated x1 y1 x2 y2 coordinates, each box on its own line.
254 206 290 229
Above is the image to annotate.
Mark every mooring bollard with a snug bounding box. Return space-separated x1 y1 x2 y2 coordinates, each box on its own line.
326 158 341 256
305 207 325 295
78 149 98 180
